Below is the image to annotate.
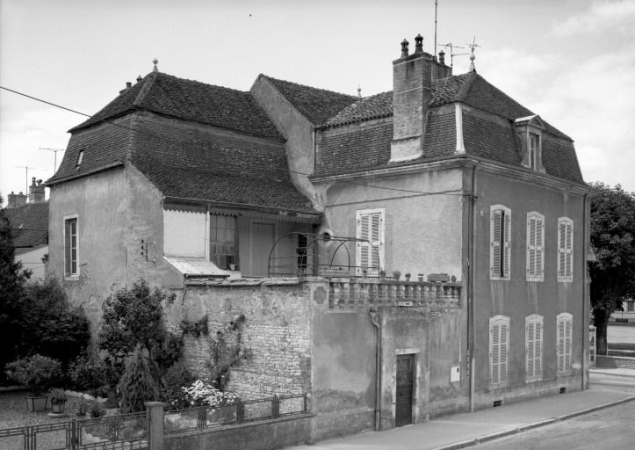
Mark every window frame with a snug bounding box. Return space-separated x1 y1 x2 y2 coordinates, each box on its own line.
526 212 545 282
557 313 573 376
490 205 511 280
63 215 79 278
356 208 385 276
528 132 540 170
557 217 574 282
208 213 239 270
525 314 543 383
489 315 510 388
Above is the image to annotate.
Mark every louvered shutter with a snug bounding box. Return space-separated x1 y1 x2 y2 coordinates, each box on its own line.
371 213 381 270
558 222 566 278
536 216 544 278
557 318 565 373
503 212 511 278
565 223 573 279
535 320 543 377
491 210 502 277
491 323 501 385
499 321 509 384
564 319 572 372
528 216 537 277
558 219 574 281
356 210 383 275
526 320 535 379
358 214 370 272
491 317 509 387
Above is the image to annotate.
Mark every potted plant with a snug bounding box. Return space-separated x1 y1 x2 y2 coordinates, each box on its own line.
76 399 89 417
5 354 62 413
50 389 67 414
392 270 401 281
89 401 105 419
417 273 424 282
405 273 411 281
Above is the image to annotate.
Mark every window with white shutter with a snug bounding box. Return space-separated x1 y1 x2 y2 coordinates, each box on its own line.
490 205 511 280
558 218 574 282
525 315 543 382
557 313 573 375
356 209 384 276
526 212 545 282
490 316 510 388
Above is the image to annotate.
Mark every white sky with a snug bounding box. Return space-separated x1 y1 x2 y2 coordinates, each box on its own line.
1 0 634 203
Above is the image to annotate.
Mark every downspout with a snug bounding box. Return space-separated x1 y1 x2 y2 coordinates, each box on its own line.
581 191 589 390
468 161 479 413
369 308 382 431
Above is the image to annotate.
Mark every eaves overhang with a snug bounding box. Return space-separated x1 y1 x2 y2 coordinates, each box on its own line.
45 162 125 187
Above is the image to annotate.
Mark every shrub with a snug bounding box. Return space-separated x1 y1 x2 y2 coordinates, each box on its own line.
181 380 238 408
89 401 105 418
5 354 62 396
161 363 196 410
68 352 109 394
118 345 159 413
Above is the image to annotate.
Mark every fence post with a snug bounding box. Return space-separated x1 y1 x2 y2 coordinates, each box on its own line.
145 402 164 450
272 395 280 418
236 400 245 424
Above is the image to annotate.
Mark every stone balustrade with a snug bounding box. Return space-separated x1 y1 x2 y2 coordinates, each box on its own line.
327 278 462 310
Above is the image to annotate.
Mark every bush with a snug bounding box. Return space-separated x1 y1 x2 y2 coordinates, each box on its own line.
68 352 109 394
161 363 196 410
118 345 159 413
18 279 91 368
5 354 62 396
181 380 238 408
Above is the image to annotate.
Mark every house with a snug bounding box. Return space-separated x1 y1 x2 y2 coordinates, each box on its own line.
3 179 49 280
47 35 590 441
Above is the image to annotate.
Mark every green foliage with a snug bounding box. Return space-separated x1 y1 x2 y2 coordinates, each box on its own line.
590 182 635 353
68 352 110 394
89 401 105 418
0 206 31 380
161 363 196 410
118 345 159 413
98 280 173 358
180 315 209 337
153 332 184 373
50 388 67 404
18 279 91 368
5 354 62 396
208 314 251 390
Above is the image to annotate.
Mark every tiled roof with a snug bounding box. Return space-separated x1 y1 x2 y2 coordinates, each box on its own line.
314 72 583 184
130 117 318 214
260 75 358 125
70 72 283 140
3 202 49 248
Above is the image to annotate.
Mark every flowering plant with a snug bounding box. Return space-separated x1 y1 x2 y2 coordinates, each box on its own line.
181 380 238 408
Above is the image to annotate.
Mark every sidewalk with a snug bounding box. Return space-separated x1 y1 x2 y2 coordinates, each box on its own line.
286 370 635 450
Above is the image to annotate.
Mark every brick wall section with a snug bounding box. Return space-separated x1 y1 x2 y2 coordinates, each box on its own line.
174 280 312 400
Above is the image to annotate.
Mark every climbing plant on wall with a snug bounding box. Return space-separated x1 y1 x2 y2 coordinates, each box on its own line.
207 314 252 391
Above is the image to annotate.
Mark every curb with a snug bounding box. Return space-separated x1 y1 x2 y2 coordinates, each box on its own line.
431 396 635 450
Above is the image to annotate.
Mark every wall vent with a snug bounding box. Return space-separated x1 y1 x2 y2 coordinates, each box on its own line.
559 387 567 394
493 400 503 407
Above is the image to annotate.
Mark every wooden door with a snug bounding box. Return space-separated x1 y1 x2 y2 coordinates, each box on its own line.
251 222 275 277
395 354 414 427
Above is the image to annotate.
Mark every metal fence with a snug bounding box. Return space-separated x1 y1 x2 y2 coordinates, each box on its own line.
0 412 147 450
164 393 309 436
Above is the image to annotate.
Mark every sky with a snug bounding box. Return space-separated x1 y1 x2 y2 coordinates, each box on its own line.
1 0 634 203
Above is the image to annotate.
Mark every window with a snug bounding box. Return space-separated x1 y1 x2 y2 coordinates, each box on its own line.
76 150 84 168
557 313 573 375
356 209 384 276
526 212 545 281
528 133 540 170
525 315 543 382
558 218 574 282
490 316 510 388
209 214 238 270
297 233 308 274
490 205 511 280
64 217 78 276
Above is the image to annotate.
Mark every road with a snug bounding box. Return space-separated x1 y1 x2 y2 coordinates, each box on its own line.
470 400 635 450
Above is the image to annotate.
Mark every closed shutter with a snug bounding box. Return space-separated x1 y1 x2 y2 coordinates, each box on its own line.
491 209 502 278
558 219 573 281
535 320 543 376
357 209 383 275
557 314 573 375
491 207 511 279
503 212 511 278
527 213 544 281
526 316 543 381
526 320 535 378
564 222 573 279
490 317 509 387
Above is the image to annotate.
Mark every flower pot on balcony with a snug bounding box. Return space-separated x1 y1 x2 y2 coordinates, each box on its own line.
26 395 48 413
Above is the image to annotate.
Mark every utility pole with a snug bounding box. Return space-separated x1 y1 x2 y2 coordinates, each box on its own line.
39 147 65 173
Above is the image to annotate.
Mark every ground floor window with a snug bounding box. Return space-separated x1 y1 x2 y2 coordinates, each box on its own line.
490 315 510 387
209 214 238 270
525 315 543 382
557 313 573 375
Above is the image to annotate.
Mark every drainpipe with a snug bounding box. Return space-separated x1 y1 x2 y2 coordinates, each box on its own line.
468 161 479 413
581 191 589 390
369 308 382 431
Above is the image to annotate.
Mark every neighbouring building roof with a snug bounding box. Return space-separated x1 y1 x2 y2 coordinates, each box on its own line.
259 75 358 125
315 72 584 185
2 202 49 248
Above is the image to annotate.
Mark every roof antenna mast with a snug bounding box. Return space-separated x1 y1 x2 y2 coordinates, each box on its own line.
434 0 438 59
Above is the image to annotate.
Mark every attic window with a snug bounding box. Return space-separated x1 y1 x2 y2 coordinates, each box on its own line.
515 115 545 173
528 133 540 170
76 150 84 168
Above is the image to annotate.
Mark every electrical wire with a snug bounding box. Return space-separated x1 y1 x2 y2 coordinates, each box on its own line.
1 84 465 197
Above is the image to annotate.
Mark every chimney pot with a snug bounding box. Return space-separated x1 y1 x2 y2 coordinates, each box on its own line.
414 34 424 54
400 39 410 58
126 82 132 88
137 75 142 82
439 50 446 65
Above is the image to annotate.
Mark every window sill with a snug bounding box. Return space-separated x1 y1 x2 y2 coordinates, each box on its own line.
557 278 573 283
64 275 80 282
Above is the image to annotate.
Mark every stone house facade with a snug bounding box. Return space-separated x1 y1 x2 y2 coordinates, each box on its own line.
47 35 590 441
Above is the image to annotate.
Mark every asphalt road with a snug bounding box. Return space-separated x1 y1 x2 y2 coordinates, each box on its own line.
469 399 635 450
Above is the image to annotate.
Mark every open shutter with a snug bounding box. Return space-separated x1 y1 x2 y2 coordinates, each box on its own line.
526 320 535 379
536 216 544 278
558 221 566 278
503 212 511 278
500 321 509 384
356 209 384 275
527 216 537 277
535 319 543 377
491 210 502 277
370 213 381 270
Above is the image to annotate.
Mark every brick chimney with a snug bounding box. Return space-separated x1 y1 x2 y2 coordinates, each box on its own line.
390 34 452 163
29 177 46 203
7 191 27 208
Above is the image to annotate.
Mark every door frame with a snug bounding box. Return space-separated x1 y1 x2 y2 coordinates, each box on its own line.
393 348 420 427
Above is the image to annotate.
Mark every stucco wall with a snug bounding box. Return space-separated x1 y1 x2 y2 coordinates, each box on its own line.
164 210 206 257
318 167 464 279
472 169 588 401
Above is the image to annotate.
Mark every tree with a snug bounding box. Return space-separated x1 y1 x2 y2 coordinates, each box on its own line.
0 194 31 379
589 182 635 354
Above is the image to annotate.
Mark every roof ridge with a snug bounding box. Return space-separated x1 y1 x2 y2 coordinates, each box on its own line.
260 74 357 99
133 72 158 106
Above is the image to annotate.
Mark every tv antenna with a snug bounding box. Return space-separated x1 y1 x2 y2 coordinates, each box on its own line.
441 37 480 70
440 43 465 68
39 147 65 172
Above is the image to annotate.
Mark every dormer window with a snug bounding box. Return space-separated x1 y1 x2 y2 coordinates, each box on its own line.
515 115 545 173
76 150 84 168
